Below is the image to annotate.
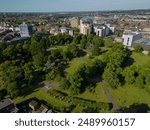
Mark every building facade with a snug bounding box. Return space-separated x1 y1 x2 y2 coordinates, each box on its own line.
94 24 114 37
19 23 33 37
94 26 106 37
70 17 80 28
122 30 142 47
80 18 92 35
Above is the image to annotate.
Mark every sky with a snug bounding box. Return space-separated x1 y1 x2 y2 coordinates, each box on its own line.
0 0 150 12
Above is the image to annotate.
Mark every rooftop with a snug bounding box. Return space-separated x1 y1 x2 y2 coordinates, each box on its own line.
123 31 140 36
0 99 13 110
134 38 150 46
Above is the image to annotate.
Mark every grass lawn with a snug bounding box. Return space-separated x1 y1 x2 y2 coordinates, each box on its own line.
65 56 93 74
72 105 85 113
13 87 70 108
106 84 150 108
131 52 150 66
77 83 108 103
55 45 68 51
53 83 108 103
12 51 150 112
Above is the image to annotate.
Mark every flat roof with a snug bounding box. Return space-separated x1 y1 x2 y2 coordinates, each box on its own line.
0 99 13 110
123 32 140 36
134 38 150 45
133 38 150 48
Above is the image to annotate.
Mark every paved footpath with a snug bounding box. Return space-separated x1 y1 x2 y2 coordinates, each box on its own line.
101 81 118 112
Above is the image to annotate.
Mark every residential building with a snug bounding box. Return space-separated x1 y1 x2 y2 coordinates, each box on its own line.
122 30 142 47
133 38 150 49
94 24 115 37
69 30 74 36
70 17 80 28
50 27 60 35
60 27 68 34
29 100 39 111
94 25 106 37
0 99 18 113
80 18 92 35
19 23 33 37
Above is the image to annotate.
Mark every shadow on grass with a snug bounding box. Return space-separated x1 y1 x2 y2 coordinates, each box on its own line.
115 103 150 113
20 81 44 98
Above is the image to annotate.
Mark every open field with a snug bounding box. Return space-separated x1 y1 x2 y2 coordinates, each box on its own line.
13 87 70 108
76 83 108 103
106 83 150 108
131 52 150 66
65 56 93 74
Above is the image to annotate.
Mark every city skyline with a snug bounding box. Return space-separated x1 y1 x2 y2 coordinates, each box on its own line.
0 0 150 12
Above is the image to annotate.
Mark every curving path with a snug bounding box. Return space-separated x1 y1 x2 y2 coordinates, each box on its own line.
101 81 118 112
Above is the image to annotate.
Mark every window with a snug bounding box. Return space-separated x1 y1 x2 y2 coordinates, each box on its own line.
127 37 130 45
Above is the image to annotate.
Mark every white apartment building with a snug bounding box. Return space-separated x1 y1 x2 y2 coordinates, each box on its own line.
122 30 142 47
94 26 106 37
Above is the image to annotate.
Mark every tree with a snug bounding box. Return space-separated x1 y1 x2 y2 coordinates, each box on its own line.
0 89 7 101
68 44 79 58
148 49 150 56
93 35 104 47
134 44 143 52
0 61 24 98
87 34 94 44
91 43 101 56
72 34 81 45
68 72 84 95
23 63 34 83
123 66 138 85
115 30 123 37
92 59 105 75
62 49 72 61
103 43 129 67
32 52 46 71
104 37 114 48
30 41 45 56
91 36 104 56
46 67 62 81
31 35 39 43
102 68 120 88
60 78 70 90
51 49 62 59
67 64 88 94
135 75 145 88
7 81 19 98
2 45 15 60
80 36 87 49
142 65 150 92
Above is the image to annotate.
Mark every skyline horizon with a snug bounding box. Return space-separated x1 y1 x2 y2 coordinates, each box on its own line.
0 8 150 13
0 0 150 12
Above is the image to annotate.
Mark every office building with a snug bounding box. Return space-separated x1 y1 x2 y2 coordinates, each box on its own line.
19 23 33 37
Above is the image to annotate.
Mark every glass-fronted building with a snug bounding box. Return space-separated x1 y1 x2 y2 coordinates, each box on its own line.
19 23 33 37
